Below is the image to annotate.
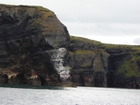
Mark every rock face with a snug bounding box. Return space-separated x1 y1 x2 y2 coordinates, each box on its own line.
68 36 140 89
0 4 140 89
0 4 70 86
68 36 109 87
106 45 140 88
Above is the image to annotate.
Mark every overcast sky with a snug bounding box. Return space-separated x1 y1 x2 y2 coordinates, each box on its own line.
1 0 140 45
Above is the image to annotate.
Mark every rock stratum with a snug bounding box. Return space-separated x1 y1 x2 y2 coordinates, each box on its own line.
0 4 140 89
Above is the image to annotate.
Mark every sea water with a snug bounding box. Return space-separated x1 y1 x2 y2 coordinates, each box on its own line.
0 87 139 105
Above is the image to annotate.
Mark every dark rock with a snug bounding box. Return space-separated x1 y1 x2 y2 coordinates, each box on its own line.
0 4 70 86
68 36 109 87
0 4 140 89
68 36 140 89
104 44 140 88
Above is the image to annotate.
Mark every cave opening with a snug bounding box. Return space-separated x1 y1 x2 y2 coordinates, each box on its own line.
106 54 129 87
107 56 116 87
107 71 114 87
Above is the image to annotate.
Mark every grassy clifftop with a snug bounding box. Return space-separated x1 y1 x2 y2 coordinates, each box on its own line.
70 35 140 53
70 36 140 81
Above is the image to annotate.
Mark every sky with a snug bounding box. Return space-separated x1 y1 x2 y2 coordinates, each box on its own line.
0 0 140 45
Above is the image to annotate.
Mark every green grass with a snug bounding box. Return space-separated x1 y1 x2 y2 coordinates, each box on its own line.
0 4 51 11
70 36 102 47
118 55 140 77
104 43 140 52
75 50 93 55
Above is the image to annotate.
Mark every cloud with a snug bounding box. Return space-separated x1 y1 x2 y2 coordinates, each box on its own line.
1 0 140 24
54 0 140 24
133 38 140 45
0 0 140 44
65 22 140 36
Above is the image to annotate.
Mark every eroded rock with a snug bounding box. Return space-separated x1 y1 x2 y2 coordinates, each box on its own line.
0 4 140 89
0 4 70 86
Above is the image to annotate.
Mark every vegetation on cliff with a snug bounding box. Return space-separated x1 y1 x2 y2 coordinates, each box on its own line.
70 36 140 76
103 43 140 78
70 36 140 88
0 4 140 88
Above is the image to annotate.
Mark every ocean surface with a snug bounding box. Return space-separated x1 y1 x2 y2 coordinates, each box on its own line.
0 86 140 105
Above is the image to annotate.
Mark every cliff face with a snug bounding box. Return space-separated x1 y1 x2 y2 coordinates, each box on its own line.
68 36 109 87
0 4 140 89
106 45 140 88
68 36 140 88
0 4 70 86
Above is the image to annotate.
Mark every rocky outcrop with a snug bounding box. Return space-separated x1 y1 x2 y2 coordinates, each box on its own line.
68 36 140 89
106 45 140 88
0 4 140 89
68 36 109 87
0 4 70 86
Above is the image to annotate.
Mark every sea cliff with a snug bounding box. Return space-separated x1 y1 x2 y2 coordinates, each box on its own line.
0 4 140 89
0 4 70 86
69 36 140 88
